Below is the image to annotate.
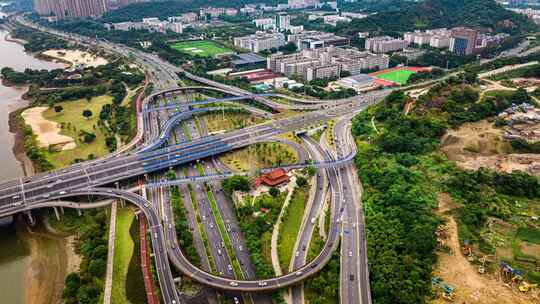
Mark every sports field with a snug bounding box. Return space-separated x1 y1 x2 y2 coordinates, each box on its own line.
170 40 234 57
374 69 416 85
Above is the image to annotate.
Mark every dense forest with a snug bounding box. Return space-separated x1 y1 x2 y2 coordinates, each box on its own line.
334 0 536 36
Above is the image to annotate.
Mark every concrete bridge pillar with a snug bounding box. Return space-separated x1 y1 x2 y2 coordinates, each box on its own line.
60 206 65 214
25 211 36 226
53 207 61 221
77 209 82 216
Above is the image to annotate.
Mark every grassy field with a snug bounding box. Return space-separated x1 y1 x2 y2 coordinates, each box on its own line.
220 142 298 173
111 207 136 304
42 95 113 167
375 69 416 85
170 40 234 57
278 184 309 271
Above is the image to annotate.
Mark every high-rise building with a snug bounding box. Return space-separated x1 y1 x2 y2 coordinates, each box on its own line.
449 27 478 56
34 0 107 19
277 14 291 30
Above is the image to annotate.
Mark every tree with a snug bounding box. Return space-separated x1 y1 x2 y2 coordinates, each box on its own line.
307 166 316 177
80 131 96 143
296 176 307 187
269 187 279 197
87 258 106 277
54 105 63 113
82 109 93 119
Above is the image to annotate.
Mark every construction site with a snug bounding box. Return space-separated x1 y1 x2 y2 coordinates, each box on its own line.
432 194 540 303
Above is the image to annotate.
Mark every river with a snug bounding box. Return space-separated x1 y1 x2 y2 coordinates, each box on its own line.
0 24 65 303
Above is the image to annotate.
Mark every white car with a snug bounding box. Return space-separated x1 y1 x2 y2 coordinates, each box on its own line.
258 281 268 286
229 281 239 287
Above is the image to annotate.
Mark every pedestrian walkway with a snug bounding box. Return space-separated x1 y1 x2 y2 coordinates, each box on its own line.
103 201 118 304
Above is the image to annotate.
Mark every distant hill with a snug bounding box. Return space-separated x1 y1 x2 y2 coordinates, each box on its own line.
336 0 537 35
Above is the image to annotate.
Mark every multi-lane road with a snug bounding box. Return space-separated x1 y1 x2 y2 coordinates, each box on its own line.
0 15 383 304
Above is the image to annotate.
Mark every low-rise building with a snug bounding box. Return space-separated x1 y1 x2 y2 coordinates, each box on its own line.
231 53 267 69
323 15 351 26
255 168 291 187
334 74 378 92
288 31 350 49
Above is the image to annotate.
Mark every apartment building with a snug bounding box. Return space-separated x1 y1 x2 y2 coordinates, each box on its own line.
253 18 276 30
365 36 409 53
234 32 286 53
267 46 388 81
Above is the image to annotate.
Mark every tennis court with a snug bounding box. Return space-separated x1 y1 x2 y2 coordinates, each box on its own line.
170 40 234 57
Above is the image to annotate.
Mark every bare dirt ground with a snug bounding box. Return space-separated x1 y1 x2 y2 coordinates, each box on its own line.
42 49 108 68
433 195 539 304
21 107 75 150
441 120 540 175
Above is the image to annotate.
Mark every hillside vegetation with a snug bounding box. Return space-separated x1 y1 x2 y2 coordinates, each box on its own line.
336 0 536 35
352 74 540 303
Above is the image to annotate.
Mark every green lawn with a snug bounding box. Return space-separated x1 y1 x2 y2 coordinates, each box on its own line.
170 40 234 57
111 207 136 304
42 95 113 167
375 69 416 85
278 184 309 272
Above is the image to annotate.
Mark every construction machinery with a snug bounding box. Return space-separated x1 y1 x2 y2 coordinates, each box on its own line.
432 277 456 302
462 240 472 256
500 262 525 286
519 282 538 293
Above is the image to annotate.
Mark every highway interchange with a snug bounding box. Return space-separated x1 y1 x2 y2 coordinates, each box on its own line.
0 15 390 304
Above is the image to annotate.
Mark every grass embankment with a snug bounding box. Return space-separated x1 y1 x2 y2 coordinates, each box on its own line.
42 95 113 167
201 111 264 133
111 207 135 304
220 142 298 172
125 211 147 304
278 184 309 271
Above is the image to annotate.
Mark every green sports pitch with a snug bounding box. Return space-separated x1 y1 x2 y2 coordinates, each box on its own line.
375 69 416 85
170 40 234 57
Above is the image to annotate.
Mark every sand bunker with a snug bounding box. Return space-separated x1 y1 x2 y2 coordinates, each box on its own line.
21 107 76 150
42 49 108 68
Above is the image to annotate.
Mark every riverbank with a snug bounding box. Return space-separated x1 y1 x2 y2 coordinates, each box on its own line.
0 25 79 303
22 216 80 304
9 107 35 176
